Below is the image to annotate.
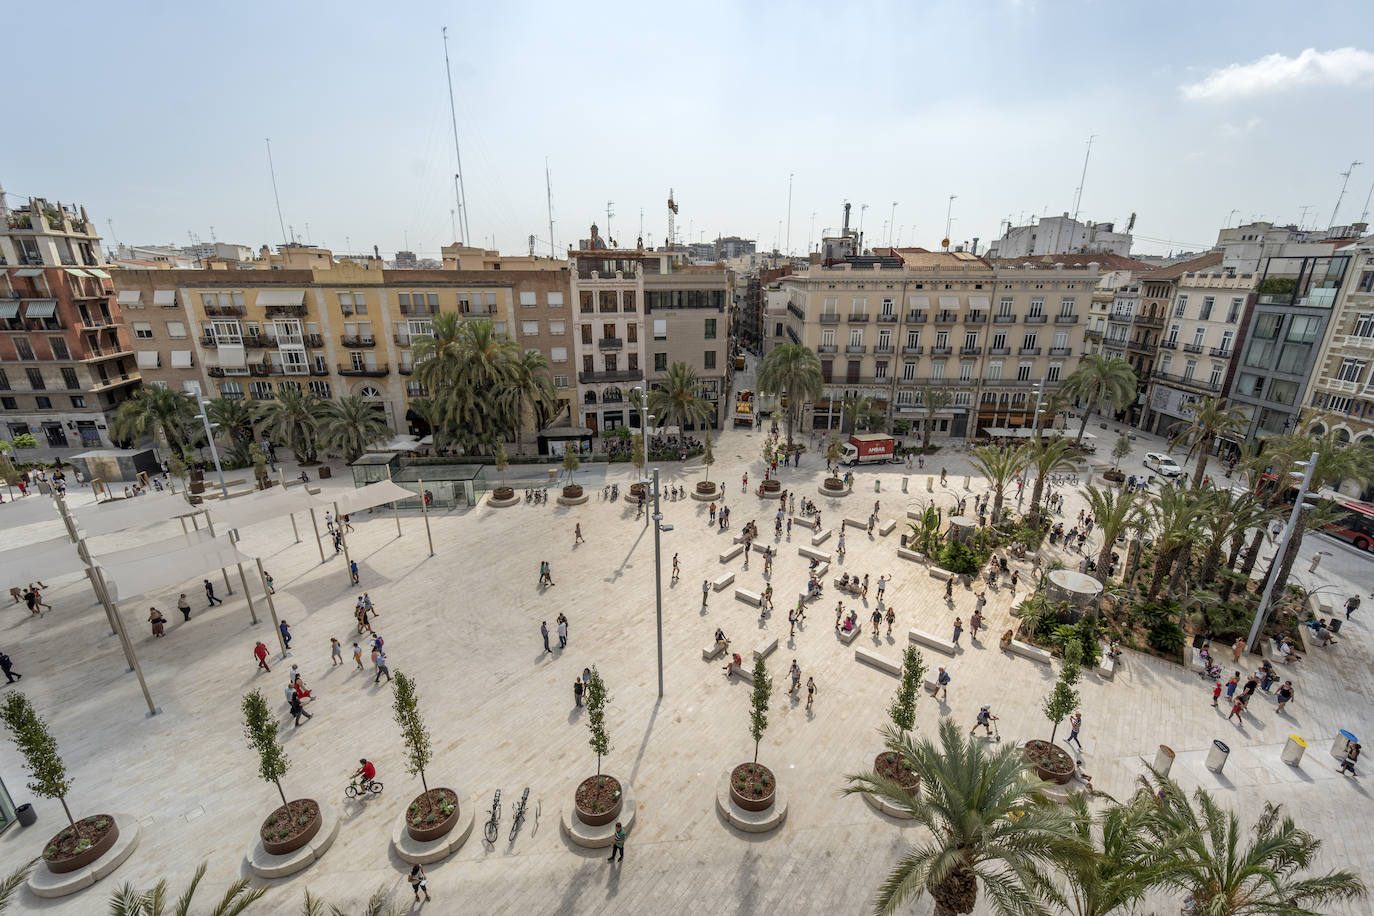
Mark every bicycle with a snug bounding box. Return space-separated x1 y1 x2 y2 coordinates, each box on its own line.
508 787 535 842
345 778 383 799
484 788 501 843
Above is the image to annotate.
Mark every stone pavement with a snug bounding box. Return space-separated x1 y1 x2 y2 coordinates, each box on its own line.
0 424 1370 915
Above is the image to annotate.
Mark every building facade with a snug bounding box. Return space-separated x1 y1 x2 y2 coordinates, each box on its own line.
986 214 1132 259
1299 237 1374 464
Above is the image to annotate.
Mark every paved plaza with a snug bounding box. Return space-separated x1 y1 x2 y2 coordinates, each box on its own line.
1 421 1372 915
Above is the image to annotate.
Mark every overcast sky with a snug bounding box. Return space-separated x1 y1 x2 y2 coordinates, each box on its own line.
6 1 1374 258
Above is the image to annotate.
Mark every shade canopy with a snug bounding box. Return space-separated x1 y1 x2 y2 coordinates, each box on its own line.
72 492 198 538
207 487 325 532
331 479 414 516
101 535 257 603
0 536 86 586
0 496 59 527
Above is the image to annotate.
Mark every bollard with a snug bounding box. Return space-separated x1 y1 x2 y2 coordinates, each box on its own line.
963 475 970 490
901 476 909 493
926 476 933 492
1281 734 1307 766
1332 730 1358 760
875 479 881 492
1205 739 1230 774
1153 745 1175 777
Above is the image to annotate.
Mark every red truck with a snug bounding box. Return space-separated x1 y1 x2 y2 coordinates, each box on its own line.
840 433 897 465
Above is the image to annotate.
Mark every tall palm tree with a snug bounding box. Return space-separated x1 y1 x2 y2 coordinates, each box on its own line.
320 395 391 463
1236 445 1302 583
412 314 514 450
110 385 198 456
1026 437 1077 529
1060 355 1136 445
756 344 823 449
969 443 1028 525
405 396 447 453
500 348 556 455
841 395 883 434
920 386 953 451
648 361 712 450
108 861 265 916
1083 484 1142 580
1197 488 1269 586
1137 768 1366 915
1167 397 1248 488
1145 486 1204 598
844 718 1090 916
1051 791 1179 916
205 396 261 465
260 389 327 464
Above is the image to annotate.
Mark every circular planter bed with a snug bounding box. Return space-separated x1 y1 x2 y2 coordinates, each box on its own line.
492 485 515 501
761 479 782 494
557 484 589 506
1023 740 1076 785
42 814 119 875
575 775 623 827
406 788 460 842
260 799 322 856
821 478 848 495
629 482 646 499
875 751 920 791
729 762 776 812
1101 469 1125 484
562 484 583 498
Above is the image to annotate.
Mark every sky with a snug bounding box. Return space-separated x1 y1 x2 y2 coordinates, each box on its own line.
6 0 1374 259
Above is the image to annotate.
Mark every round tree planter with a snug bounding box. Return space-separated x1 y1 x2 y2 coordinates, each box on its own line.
692 481 722 501
819 480 851 497
557 489 589 506
27 813 141 899
859 752 919 820
628 483 647 500
1023 740 1077 785
728 763 775 811
42 814 119 874
715 768 787 833
260 799 321 855
488 487 520 508
574 775 622 826
405 788 460 842
560 780 636 848
391 789 475 865
246 801 339 879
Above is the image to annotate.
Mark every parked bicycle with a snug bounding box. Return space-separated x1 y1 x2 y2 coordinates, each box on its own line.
345 778 383 799
484 788 502 843
508 787 535 842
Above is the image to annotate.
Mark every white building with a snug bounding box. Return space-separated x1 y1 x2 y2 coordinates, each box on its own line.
986 214 1132 259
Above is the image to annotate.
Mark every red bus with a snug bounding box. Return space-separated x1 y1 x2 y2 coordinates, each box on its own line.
1255 472 1374 552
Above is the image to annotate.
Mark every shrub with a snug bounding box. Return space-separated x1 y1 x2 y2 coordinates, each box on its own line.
1147 619 1186 654
937 540 987 576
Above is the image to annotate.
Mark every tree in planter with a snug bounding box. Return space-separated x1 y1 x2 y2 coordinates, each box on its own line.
493 441 510 492
1111 432 1131 470
1026 437 1077 530
249 442 270 489
1042 641 1082 744
1083 484 1142 583
585 667 611 775
756 343 823 449
761 437 776 473
969 443 1028 526
391 670 448 828
919 387 952 451
0 693 76 832
888 646 926 739
700 431 715 490
561 449 581 489
1167 396 1248 489
1060 354 1136 445
749 656 770 763
630 434 645 484
824 436 845 477
241 689 291 809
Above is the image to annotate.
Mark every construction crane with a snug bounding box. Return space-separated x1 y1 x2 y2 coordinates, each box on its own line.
667 189 678 250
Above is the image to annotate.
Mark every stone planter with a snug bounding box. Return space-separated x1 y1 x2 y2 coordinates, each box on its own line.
43 815 119 875
261 799 322 856
558 484 589 506
1023 740 1076 785
406 788 460 842
318 466 332 479
820 479 850 497
575 775 622 827
26 813 141 899
729 762 776 812
629 482 646 499
693 481 721 500
488 487 520 508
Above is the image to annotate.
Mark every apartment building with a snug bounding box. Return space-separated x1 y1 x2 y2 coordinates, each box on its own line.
112 272 204 395
986 213 1132 259
0 192 139 456
770 251 1095 440
1144 266 1254 437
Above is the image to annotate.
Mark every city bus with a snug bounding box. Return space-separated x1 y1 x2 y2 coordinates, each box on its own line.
1255 473 1374 552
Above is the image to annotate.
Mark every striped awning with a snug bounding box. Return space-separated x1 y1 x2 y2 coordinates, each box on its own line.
65 268 91 278
24 300 57 318
0 302 18 319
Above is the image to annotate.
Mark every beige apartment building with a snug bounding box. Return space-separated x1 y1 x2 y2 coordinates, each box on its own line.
769 251 1096 439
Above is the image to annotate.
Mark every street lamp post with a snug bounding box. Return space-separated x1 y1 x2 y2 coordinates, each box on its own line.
651 467 664 698
196 400 230 501
1245 452 1318 653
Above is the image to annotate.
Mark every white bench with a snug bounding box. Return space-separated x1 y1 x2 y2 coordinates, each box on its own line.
855 646 900 675
753 637 779 660
1007 640 1053 665
726 661 750 680
928 567 954 581
1096 655 1115 680
791 515 819 530
833 577 864 596
798 546 831 562
897 547 925 563
712 572 735 591
735 588 762 607
751 542 775 556
811 561 829 578
719 544 744 562
837 623 862 644
843 517 867 530
703 640 728 660
907 509 924 520
909 628 957 655
732 533 747 545
812 529 832 546
878 519 896 536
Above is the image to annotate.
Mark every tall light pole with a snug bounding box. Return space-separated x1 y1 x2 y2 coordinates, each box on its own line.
785 172 794 256
196 400 230 500
1246 453 1318 653
651 467 665 698
888 202 898 246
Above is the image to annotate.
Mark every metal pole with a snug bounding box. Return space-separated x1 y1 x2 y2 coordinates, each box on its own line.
334 500 352 582
93 565 158 716
1246 452 1318 652
236 562 258 625
418 476 435 557
309 508 325 563
281 469 299 543
651 468 664 698
197 402 230 501
203 516 234 595
256 557 287 655
387 467 402 538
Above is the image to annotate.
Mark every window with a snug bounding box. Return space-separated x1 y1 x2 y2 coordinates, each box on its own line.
626 324 637 343
1058 297 1075 316
166 321 186 339
1183 359 1197 381
70 396 85 408
654 352 668 371
308 380 332 399
0 398 14 411
521 320 540 336
930 361 945 380
653 319 667 340
547 292 564 307
493 321 507 336
1200 296 1214 320
250 381 274 401
1358 270 1374 293
1269 379 1299 406
848 328 864 347
986 361 1002 380
704 351 716 369
0 369 7 390
880 297 894 317
457 293 470 314
1027 297 1044 318
997 297 1014 317
964 331 978 348
902 361 917 381
958 361 973 382
896 390 914 406
1328 395 1354 413
550 347 568 362
405 381 426 397
25 369 44 390
1021 332 1037 349
1052 330 1068 349
1353 313 1374 337
1047 363 1062 382
15 339 33 360
850 297 867 317
822 329 836 348
61 368 78 389
1174 295 1188 318
219 381 244 400
1016 362 1032 381
279 380 302 397
774 323 783 337
1218 331 1233 353
627 352 638 371
1227 297 1243 322
823 296 838 316
548 320 565 335
1192 328 1206 347
1337 358 1366 382
905 329 920 348
1160 355 1173 373
35 396 51 410
1286 315 1321 343
132 321 153 339
581 324 592 345
992 331 1007 349
705 318 717 339
1208 365 1223 388
553 374 568 388
49 338 69 359
519 291 537 306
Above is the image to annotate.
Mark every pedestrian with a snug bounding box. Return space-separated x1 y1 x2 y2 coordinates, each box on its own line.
970 610 984 639
333 531 342 554
970 705 996 736
1009 569 1019 592
672 553 680 582
1231 637 1245 663
1066 712 1083 756
574 522 585 544
1227 697 1246 725
349 559 359 585
1346 594 1360 620
407 864 432 902
325 511 334 532
886 606 895 636
204 578 223 607
871 607 882 633
353 642 364 670
374 650 391 683
279 620 293 650
944 577 954 600
1241 674 1259 699
1211 681 1222 708
541 621 551 653
574 678 584 707
557 617 568 648
254 641 271 673
936 666 950 701
806 676 816 710
709 502 716 524
788 608 796 637
343 514 353 533
952 617 963 645
289 690 312 726
177 593 191 622
742 473 748 492
264 571 275 595
330 637 343 667
1338 741 1360 776
702 579 710 607
608 821 626 863
148 607 167 637
0 651 20 683
876 574 887 600
786 517 792 537
940 467 947 485
1225 672 1239 699
1275 680 1294 713
788 659 800 695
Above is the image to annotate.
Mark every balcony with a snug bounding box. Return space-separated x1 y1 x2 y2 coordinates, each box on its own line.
845 344 867 354
787 303 805 320
310 364 329 376
988 347 1011 356
1152 369 1221 393
1132 314 1164 328
1209 346 1232 358
1181 342 1203 354
399 304 434 318
873 344 894 354
1159 339 1178 350
1024 314 1047 324
819 313 840 324
204 304 246 318
1049 347 1072 357
964 312 986 324
905 310 927 323
994 314 1017 324
394 332 413 347
1108 312 1133 324
1055 314 1078 324
340 335 376 348
90 372 137 391
930 346 953 356
337 362 389 377
934 311 957 323
82 346 134 362
1018 347 1042 356
960 346 982 356
901 346 923 355
876 313 898 324
1084 328 1104 341
398 364 414 376
598 337 623 350
78 317 112 330
817 344 837 354
578 369 644 384
264 304 308 318
847 313 869 323
1127 340 1153 354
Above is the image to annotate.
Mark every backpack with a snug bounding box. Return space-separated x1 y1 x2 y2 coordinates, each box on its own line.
938 671 950 686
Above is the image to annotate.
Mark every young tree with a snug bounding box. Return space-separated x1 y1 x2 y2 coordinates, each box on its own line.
1042 641 1082 744
1111 432 1131 470
824 436 845 475
919 387 953 451
700 430 715 487
562 448 580 486
241 689 291 809
757 343 823 449
493 440 509 490
630 433 646 482
888 646 927 739
761 438 776 470
0 693 75 830
391 671 434 797
749 656 771 763
249 442 269 489
584 667 611 776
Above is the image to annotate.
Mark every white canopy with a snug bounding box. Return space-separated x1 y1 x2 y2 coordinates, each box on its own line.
331 479 414 516
72 493 198 538
0 496 59 527
92 527 218 567
206 487 325 532
101 535 257 603
372 435 421 453
0 537 86 586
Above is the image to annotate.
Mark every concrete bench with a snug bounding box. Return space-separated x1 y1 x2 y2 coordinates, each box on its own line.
855 646 900 675
703 640 728 660
1096 655 1115 680
751 543 776 556
837 623 862 644
878 519 896 536
798 546 832 562
712 572 735 591
811 561 829 578
833 577 864 596
735 588 762 607
812 528 832 546
732 533 747 545
727 661 750 681
1007 640 1053 665
897 547 925 563
928 567 954 581
843 517 868 530
719 544 744 562
753 637 779 661
791 515 819 530
909 628 957 655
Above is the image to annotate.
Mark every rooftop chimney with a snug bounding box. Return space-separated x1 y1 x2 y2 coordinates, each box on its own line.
842 202 851 235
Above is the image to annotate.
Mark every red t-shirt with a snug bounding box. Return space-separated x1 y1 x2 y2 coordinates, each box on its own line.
254 644 268 660
361 761 376 780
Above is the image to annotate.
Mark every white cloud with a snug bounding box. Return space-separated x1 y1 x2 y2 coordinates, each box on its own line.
1218 117 1262 136
1181 47 1374 101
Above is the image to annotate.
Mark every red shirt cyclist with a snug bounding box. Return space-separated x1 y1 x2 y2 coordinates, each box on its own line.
353 758 377 791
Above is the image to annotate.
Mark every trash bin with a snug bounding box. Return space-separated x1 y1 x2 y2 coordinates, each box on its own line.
1281 734 1307 766
1205 739 1230 773
1328 618 1342 634
15 803 36 827
901 476 909 493
875 479 881 492
1332 730 1357 760
1153 745 1176 777
318 466 332 479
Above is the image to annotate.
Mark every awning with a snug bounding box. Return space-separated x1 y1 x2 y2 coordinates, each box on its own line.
13 268 44 278
72 492 198 538
909 295 930 309
0 538 87 586
331 479 415 516
254 290 305 307
207 487 326 532
94 527 218 566
170 350 193 368
153 290 176 306
23 300 56 319
970 296 990 309
117 290 142 305
136 351 160 369
100 535 257 603
218 343 247 368
65 268 91 278
89 269 111 279
938 296 960 310
0 302 18 319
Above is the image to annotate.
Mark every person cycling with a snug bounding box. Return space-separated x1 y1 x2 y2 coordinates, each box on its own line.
353 758 377 792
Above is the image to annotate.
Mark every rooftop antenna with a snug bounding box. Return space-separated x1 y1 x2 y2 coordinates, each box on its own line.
442 27 470 245
450 209 456 243
528 234 535 257
666 189 678 249
809 211 816 252
209 225 216 242
944 194 958 249
304 222 311 246
1329 160 1363 227
1071 134 1097 221
888 202 898 246
265 137 288 245
1361 176 1374 225
639 207 644 241
1226 209 1240 228
859 203 868 252
606 201 615 247
1297 205 1313 229
785 172 793 256
106 218 120 247
545 158 556 256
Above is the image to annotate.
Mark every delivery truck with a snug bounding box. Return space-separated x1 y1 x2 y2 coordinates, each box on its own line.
839 433 897 466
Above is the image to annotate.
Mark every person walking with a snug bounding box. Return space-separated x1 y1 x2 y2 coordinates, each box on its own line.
574 522 585 544
787 608 796 638
177 593 191 622
557 617 568 649
1225 672 1239 699
264 571 275 594
539 561 554 587
702 579 710 608
1346 594 1360 620
970 705 996 737
871 607 882 633
349 559 360 585
885 606 895 636
944 577 954 601
148 607 167 637
608 822 626 863
409 864 432 902
1211 680 1223 708
254 641 271 673
352 642 364 671
806 676 816 710
952 617 963 646
330 638 343 667
1275 680 1295 713
1338 741 1360 776
1241 674 1259 700
936 666 950 701
1065 712 1083 757
541 621 551 653
876 574 888 601
574 678 584 707
279 620 293 651
1227 697 1246 725
289 690 312 726
672 553 680 582
1231 637 1246 663
788 659 801 695
969 609 984 641
374 650 391 683
0 651 20 683
204 578 223 607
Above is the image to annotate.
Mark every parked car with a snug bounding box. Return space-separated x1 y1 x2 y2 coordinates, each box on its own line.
1143 452 1184 478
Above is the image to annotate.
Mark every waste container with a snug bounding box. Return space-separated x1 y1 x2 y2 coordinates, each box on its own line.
1281 734 1307 766
15 803 36 827
875 479 881 492
1154 745 1176 777
1332 730 1357 760
1205 739 1230 773
1328 618 1342 634
901 476 908 493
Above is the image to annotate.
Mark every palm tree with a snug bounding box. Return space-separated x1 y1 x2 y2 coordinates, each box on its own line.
1197 488 1269 586
1137 768 1367 915
412 314 516 450
320 395 391 463
1236 445 1301 583
1052 791 1179 916
1083 484 1142 580
205 396 261 465
969 443 1028 526
1060 355 1136 445
844 718 1090 916
1145 486 1204 598
648 362 712 451
757 344 822 449
841 396 883 434
1167 397 1248 488
260 389 327 464
108 861 265 916
500 348 556 456
406 396 447 453
1026 437 1077 529
919 386 953 451
110 386 198 456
